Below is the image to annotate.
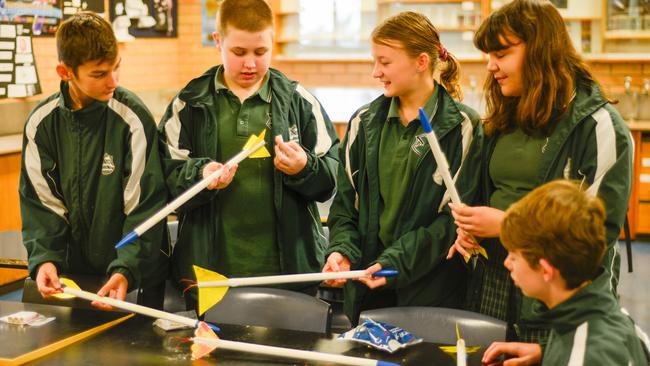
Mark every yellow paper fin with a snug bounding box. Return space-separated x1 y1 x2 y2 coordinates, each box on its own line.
242 130 270 158
463 245 489 263
52 277 80 300
194 265 230 316
439 345 481 355
476 246 488 259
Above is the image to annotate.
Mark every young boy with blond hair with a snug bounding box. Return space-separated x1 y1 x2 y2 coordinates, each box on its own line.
159 0 338 310
482 180 649 365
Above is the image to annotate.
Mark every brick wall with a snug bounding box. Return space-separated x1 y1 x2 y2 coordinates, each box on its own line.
272 59 650 96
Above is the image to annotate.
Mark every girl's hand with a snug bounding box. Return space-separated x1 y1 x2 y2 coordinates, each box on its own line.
322 252 351 286
447 227 482 260
449 203 505 238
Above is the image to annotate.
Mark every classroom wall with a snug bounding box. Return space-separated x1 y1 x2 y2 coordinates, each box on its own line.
274 59 650 95
1 0 649 127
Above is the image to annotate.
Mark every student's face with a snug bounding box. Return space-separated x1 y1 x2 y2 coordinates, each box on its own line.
485 33 526 97
504 250 545 299
371 40 425 98
214 26 273 91
62 57 121 106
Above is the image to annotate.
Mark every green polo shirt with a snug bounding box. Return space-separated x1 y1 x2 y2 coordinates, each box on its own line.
378 88 438 247
489 128 548 211
213 68 280 277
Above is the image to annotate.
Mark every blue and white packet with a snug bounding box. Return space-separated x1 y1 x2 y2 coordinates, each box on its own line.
337 318 423 353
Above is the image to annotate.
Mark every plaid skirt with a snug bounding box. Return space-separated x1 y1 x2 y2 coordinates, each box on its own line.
468 238 550 344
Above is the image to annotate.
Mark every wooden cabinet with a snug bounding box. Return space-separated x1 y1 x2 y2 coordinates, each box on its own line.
0 152 21 231
627 123 650 238
634 127 650 235
603 0 650 39
377 0 489 60
273 0 650 59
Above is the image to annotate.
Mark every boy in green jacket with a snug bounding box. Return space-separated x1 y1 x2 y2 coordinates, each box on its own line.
20 12 168 309
158 0 338 309
482 180 649 366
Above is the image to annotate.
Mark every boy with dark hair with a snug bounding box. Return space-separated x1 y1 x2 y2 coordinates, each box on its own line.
20 12 168 309
159 0 338 310
482 180 649 365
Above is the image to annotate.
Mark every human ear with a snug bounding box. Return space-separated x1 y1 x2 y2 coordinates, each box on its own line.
56 63 72 81
212 31 221 48
416 52 430 72
538 258 556 283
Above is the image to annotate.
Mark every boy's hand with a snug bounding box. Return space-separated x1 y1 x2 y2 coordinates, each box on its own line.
274 135 307 175
35 262 63 297
449 203 505 238
357 263 387 289
322 252 351 287
482 341 542 366
203 162 238 190
91 272 128 311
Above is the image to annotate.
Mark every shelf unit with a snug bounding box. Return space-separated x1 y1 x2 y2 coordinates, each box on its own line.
274 0 650 60
601 0 650 52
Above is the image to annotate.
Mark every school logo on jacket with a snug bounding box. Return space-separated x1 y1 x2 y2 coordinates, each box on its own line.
265 112 272 131
411 134 428 156
288 124 299 142
102 153 115 175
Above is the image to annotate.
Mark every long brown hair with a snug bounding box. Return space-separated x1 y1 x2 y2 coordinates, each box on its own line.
372 11 463 100
474 0 597 136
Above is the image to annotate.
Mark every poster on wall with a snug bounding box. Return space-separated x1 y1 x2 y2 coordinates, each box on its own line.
0 22 41 99
108 0 177 41
61 0 105 18
0 0 63 36
201 0 218 46
550 0 568 9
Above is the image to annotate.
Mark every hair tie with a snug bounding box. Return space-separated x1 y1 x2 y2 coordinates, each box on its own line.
439 45 449 62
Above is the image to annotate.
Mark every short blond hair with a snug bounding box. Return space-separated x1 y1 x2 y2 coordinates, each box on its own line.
216 0 274 36
500 180 606 289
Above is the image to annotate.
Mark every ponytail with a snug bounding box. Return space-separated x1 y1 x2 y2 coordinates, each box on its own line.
440 51 462 101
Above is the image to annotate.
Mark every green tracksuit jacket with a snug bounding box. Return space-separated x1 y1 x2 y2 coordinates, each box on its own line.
19 83 168 290
158 67 339 296
326 86 484 320
466 81 634 340
539 271 650 365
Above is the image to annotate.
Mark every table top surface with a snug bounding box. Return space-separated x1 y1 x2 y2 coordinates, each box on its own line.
0 301 484 366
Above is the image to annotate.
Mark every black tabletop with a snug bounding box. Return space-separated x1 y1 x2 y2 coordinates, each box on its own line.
1 301 484 365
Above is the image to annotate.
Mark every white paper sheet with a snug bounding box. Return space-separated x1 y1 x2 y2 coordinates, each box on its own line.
15 65 37 84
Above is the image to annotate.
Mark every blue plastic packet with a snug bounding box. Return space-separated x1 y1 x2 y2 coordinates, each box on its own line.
337 318 423 353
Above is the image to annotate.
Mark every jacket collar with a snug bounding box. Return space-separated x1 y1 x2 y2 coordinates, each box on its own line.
57 81 110 114
213 65 272 104
178 66 295 108
365 84 465 138
532 269 618 333
534 82 608 182
484 82 609 188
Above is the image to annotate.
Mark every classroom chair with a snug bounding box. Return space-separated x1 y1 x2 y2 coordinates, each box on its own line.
203 287 332 334
359 306 506 348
